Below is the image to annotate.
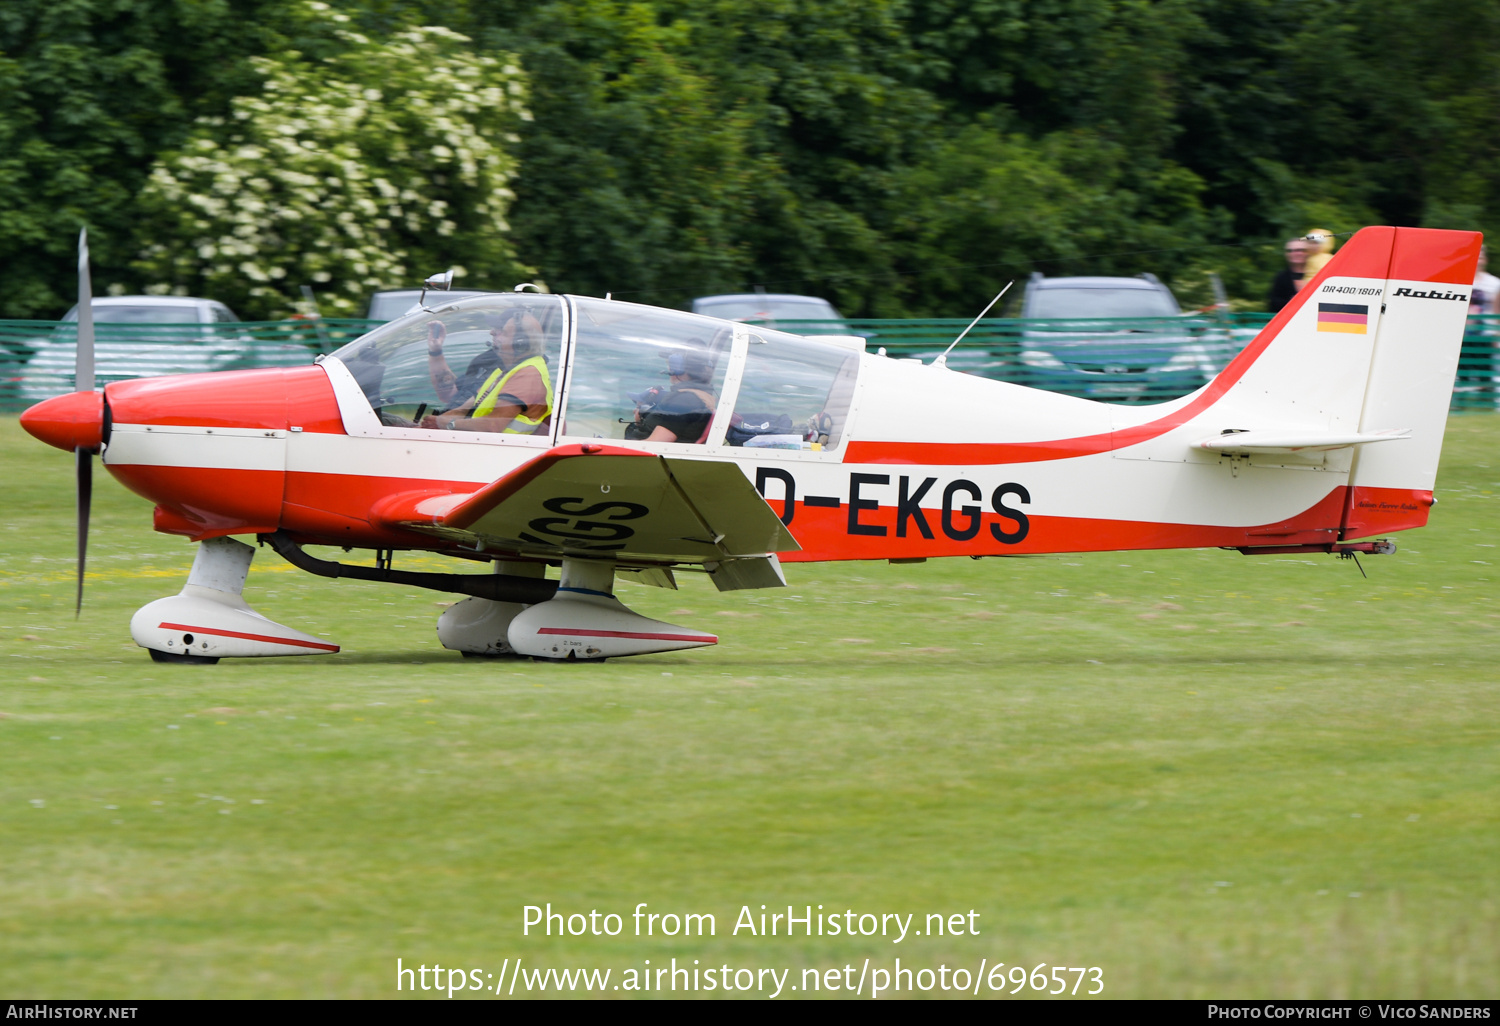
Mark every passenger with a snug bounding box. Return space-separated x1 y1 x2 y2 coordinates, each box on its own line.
421 309 552 433
625 349 717 443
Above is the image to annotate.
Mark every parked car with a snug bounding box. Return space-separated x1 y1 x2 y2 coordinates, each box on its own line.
366 289 496 322
18 296 306 402
1012 274 1214 402
62 295 242 327
691 293 849 335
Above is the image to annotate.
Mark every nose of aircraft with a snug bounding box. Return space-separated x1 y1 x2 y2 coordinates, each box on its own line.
20 390 105 451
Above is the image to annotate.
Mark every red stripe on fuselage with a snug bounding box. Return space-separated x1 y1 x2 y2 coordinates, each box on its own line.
111 464 284 540
844 226 1401 467
112 461 1428 563
773 486 1351 562
282 471 477 543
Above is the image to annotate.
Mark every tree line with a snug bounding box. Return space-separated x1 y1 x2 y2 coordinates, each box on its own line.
1 0 1496 320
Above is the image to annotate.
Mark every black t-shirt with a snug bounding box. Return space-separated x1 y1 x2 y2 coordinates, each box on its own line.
454 349 502 404
1266 268 1302 313
639 387 714 442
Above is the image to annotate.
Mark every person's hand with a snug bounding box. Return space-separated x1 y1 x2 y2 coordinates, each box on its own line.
419 414 439 429
426 321 447 353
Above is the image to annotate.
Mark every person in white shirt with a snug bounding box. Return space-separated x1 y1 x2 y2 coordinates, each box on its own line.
1463 244 1499 407
1471 245 1499 315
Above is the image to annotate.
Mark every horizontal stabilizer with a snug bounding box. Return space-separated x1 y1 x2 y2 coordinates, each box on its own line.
376 444 799 565
1195 428 1411 454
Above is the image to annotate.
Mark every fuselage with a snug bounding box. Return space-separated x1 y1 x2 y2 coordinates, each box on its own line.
18 326 1420 565
27 223 1481 570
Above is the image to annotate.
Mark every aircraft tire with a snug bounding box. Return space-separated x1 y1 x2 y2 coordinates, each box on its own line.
146 648 221 665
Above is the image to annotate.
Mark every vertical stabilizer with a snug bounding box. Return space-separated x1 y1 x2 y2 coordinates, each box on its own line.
1340 228 1480 537
1190 227 1478 539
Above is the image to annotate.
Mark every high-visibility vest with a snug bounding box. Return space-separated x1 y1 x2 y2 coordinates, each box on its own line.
472 355 552 432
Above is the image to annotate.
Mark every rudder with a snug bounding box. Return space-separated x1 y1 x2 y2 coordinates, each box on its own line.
1342 228 1480 537
1197 226 1478 539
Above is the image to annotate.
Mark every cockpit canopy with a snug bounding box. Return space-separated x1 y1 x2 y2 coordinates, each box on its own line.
330 293 860 449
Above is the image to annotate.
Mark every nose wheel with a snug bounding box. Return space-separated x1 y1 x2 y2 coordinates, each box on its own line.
130 537 340 662
148 647 220 665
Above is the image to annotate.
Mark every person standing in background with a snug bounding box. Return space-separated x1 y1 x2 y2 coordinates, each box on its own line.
1470 244 1498 315
1266 237 1309 312
1462 244 1499 408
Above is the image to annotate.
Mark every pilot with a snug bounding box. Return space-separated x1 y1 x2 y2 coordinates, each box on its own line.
425 321 499 407
625 349 717 443
421 309 552 433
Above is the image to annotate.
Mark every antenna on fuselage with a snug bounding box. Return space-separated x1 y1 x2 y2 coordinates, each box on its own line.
933 281 1013 369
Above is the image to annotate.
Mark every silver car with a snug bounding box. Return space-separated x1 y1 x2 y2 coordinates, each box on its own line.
19 296 305 402
690 293 847 334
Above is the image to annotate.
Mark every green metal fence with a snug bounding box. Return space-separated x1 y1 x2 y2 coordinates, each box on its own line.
0 319 374 413
3 313 1496 413
777 312 1499 411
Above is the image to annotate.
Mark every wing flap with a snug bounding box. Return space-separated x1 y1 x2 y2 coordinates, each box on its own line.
708 554 788 592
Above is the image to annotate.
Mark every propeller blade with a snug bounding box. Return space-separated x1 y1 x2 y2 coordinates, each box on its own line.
75 228 95 615
76 446 92 617
76 228 94 393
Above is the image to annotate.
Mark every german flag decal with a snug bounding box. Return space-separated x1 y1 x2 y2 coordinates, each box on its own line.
1317 302 1369 334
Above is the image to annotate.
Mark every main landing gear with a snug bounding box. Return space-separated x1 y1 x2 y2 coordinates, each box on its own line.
438 558 717 661
132 541 711 663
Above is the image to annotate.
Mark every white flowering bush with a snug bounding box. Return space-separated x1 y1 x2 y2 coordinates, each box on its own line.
136 5 530 318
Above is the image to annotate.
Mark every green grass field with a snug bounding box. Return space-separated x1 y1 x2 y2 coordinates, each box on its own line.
1 415 1497 999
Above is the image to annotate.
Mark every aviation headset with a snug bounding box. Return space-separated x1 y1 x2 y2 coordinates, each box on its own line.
484 309 543 362
667 349 713 383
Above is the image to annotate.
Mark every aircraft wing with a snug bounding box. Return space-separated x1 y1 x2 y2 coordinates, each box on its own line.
373 444 800 574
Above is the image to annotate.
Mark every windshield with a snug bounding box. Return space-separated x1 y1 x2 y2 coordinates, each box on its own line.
561 298 733 444
696 299 841 324
63 304 202 324
1027 288 1178 320
331 294 565 436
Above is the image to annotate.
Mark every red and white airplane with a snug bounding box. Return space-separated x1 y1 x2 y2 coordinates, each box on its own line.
21 226 1481 662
